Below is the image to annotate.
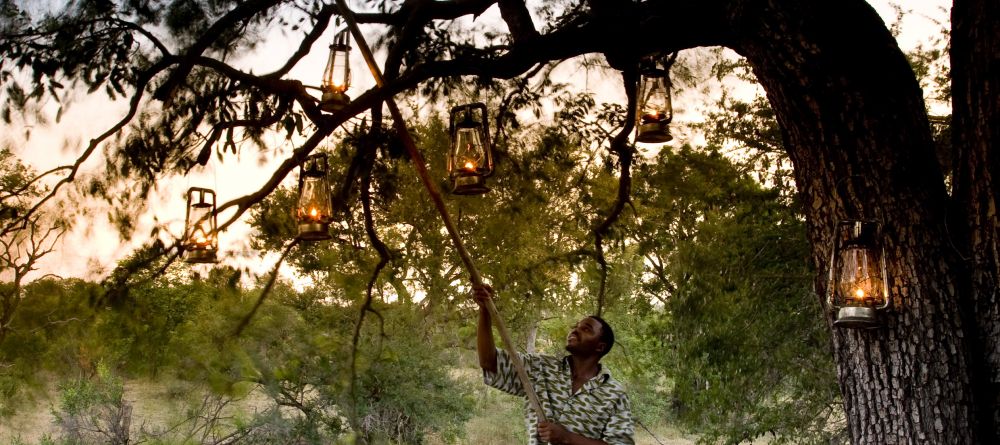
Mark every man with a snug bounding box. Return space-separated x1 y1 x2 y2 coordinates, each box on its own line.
473 284 634 445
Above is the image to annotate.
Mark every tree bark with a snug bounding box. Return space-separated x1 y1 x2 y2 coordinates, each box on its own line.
526 318 539 354
951 0 1000 440
722 1 990 442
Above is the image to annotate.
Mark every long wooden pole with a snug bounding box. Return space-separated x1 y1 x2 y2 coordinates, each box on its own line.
334 0 547 423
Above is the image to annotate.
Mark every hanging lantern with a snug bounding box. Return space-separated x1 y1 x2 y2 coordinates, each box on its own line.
295 153 334 240
320 31 351 112
636 60 674 144
448 103 494 195
183 187 219 264
827 220 890 328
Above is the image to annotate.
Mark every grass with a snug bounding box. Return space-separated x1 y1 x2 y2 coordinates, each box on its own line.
2 370 698 445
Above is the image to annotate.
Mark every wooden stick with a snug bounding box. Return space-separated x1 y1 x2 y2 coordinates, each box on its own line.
335 0 548 423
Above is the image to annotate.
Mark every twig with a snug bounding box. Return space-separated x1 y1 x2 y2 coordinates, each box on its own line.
233 238 300 336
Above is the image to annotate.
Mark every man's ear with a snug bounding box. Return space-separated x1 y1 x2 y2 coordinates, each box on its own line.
596 341 607 355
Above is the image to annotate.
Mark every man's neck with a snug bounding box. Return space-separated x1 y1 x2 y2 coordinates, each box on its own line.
569 354 602 383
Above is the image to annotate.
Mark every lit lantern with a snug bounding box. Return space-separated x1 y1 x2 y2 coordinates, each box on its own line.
183 187 219 264
320 31 351 112
295 153 334 240
827 220 890 328
636 60 674 144
448 103 494 195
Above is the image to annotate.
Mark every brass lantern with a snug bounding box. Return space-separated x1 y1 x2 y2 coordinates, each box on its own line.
295 153 334 240
320 31 351 112
183 187 219 264
827 220 890 328
448 103 494 195
636 60 674 143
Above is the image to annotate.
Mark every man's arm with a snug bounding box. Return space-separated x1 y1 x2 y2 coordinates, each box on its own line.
473 284 498 373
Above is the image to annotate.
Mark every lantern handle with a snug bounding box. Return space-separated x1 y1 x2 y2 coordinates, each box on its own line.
335 0 547 424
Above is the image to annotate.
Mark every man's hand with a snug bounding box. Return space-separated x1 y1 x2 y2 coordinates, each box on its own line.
474 282 498 372
538 420 570 444
471 283 493 307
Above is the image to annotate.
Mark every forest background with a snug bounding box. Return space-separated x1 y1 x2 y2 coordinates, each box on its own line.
0 1 949 444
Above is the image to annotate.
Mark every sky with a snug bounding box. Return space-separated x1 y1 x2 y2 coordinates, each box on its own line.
3 0 951 284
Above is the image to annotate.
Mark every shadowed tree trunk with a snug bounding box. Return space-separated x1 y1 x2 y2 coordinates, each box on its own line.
951 0 1000 440
724 1 991 443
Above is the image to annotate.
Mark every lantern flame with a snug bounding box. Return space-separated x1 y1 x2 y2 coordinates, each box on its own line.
191 228 211 247
310 207 319 219
854 289 865 299
642 112 667 123
464 161 475 171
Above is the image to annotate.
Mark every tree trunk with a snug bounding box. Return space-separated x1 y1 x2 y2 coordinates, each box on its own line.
951 0 1000 440
726 1 992 442
526 318 539 354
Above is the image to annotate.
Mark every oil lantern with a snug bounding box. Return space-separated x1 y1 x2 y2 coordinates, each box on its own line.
320 31 351 112
183 187 219 264
636 60 674 143
448 103 494 195
827 220 890 328
295 153 334 240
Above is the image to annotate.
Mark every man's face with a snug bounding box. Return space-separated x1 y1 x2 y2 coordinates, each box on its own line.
565 317 605 356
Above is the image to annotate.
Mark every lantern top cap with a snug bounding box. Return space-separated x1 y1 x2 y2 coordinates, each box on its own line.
456 111 480 128
329 30 350 50
186 186 215 195
450 102 487 129
639 52 678 77
186 187 216 204
838 219 880 245
302 153 329 176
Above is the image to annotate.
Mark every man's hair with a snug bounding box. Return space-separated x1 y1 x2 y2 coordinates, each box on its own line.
588 315 615 357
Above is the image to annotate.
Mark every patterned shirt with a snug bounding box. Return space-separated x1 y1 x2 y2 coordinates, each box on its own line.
483 348 634 445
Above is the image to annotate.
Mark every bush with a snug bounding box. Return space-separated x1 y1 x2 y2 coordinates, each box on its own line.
52 361 133 445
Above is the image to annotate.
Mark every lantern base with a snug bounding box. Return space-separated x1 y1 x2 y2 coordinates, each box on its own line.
452 175 490 195
298 222 332 241
636 122 673 143
184 249 218 264
834 306 880 329
320 91 350 112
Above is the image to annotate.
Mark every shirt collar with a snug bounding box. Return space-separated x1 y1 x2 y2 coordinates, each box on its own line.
561 355 611 384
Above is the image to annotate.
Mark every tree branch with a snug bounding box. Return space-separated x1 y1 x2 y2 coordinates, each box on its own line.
233 237 300 336
592 68 638 316
153 0 284 102
497 0 539 43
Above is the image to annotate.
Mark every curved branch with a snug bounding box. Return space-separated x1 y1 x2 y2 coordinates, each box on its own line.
266 4 339 79
193 97 292 166
0 165 72 202
1 58 175 237
353 0 497 26
347 140 391 433
233 237 300 336
593 67 638 317
214 128 331 233
110 17 171 57
153 0 284 102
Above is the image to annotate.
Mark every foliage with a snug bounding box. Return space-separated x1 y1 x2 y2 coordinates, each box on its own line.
659 201 842 444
